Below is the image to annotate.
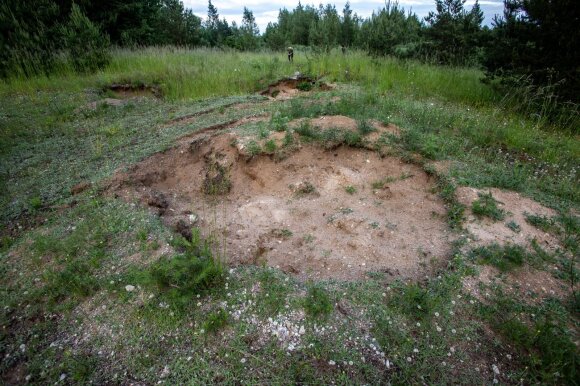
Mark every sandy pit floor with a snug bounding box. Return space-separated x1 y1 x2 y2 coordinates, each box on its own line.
109 125 452 280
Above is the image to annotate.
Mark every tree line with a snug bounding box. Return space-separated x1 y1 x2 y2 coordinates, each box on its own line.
1 0 578 107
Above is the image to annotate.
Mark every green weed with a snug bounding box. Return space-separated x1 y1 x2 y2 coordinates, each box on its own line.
524 212 554 232
471 192 505 221
147 232 224 306
506 220 521 233
263 139 277 154
357 119 376 135
246 140 262 157
479 287 579 384
345 185 357 194
304 285 333 318
203 309 228 334
470 243 527 272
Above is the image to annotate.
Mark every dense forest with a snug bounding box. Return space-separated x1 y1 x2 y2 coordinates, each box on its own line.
1 0 579 108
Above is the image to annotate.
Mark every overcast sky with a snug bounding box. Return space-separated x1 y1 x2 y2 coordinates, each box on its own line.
185 0 504 33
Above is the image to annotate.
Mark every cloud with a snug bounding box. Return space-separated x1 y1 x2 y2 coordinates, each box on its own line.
185 0 505 33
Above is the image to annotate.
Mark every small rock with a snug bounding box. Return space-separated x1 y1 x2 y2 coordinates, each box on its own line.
125 285 136 292
59 374 67 381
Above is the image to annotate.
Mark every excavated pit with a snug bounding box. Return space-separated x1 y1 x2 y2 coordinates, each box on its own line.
109 121 453 280
260 75 333 100
106 83 162 98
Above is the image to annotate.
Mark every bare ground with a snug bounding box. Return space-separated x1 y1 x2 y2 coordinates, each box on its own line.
108 125 450 280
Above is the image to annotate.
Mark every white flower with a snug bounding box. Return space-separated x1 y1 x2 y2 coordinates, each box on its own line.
413 348 419 353
434 312 440 317
240 358 246 364
416 322 421 327
328 360 336 366
436 326 442 332
406 357 412 362
451 329 456 334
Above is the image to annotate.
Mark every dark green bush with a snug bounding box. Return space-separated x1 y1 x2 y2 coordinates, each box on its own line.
61 4 111 74
304 285 333 318
149 230 224 304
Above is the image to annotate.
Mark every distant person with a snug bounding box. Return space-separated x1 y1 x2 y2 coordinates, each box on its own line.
287 47 294 62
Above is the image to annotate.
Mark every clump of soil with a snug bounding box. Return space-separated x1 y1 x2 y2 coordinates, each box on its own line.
456 187 560 250
109 128 451 280
107 83 162 98
261 75 333 100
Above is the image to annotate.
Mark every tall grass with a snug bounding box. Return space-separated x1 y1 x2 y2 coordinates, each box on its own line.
0 47 498 106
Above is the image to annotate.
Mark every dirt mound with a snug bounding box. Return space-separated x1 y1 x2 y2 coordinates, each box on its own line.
261 75 333 100
109 129 451 280
456 187 559 250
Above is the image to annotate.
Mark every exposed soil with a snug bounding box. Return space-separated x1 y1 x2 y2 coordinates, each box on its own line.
456 187 560 250
260 75 333 100
108 126 451 280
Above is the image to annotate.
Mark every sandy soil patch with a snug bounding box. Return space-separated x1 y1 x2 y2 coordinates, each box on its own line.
456 187 559 250
109 129 451 280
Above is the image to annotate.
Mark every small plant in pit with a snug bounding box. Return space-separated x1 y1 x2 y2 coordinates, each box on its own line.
472 191 505 221
340 207 354 215
202 309 228 334
304 285 333 318
506 220 521 233
345 185 357 194
203 162 232 195
470 243 527 272
273 228 293 238
263 139 277 154
294 181 316 196
246 140 262 156
371 173 413 189
148 230 224 306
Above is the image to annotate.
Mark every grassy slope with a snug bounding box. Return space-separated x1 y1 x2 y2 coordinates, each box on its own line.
0 49 578 385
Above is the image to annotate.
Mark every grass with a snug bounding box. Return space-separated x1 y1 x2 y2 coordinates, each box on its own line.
303 285 333 318
471 191 505 221
470 243 527 272
345 185 357 194
1 48 579 385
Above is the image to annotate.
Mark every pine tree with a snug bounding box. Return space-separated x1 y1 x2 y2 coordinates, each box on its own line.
61 3 111 73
